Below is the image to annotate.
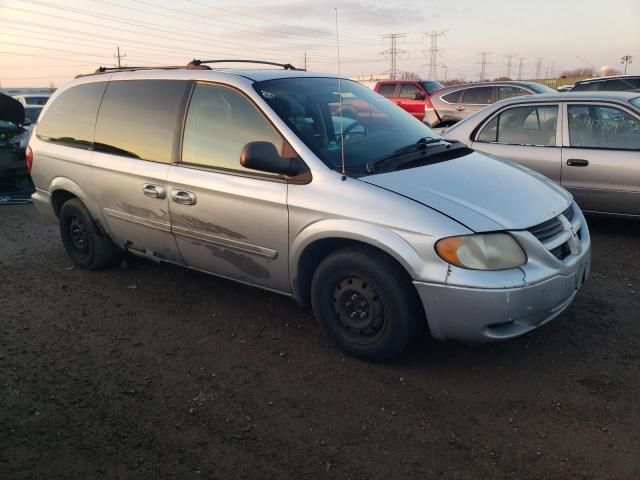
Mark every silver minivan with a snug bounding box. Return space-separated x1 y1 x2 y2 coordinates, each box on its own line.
29 62 591 361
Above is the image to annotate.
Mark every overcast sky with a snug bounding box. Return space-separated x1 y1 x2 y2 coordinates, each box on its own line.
0 0 638 87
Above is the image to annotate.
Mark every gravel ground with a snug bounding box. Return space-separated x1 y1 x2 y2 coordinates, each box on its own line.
1 204 639 480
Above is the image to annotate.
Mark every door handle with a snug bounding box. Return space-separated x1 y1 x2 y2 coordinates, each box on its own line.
567 159 589 167
171 189 197 205
142 184 166 199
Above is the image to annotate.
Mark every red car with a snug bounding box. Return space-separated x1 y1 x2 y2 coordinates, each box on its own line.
373 80 444 121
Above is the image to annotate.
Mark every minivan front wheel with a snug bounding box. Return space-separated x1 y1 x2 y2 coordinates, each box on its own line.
59 198 119 269
311 246 420 362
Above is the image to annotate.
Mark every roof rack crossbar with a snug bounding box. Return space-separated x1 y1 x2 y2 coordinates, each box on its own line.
189 59 301 71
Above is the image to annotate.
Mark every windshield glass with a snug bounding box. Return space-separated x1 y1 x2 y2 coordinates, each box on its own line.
526 83 555 94
24 96 49 105
254 77 440 171
420 81 444 94
630 97 640 109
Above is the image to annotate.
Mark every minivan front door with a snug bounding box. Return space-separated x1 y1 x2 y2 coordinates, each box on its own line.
561 103 640 215
167 82 291 292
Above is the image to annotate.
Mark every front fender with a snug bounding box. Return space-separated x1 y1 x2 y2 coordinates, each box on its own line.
290 218 429 287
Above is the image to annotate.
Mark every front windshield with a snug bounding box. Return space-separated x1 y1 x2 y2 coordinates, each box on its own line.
254 77 440 171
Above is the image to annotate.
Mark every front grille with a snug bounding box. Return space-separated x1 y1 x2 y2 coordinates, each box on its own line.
527 204 581 261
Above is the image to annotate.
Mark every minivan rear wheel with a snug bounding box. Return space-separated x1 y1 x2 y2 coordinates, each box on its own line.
311 246 420 362
59 198 120 269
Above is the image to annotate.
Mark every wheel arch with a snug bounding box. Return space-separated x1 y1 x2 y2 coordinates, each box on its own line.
290 220 424 308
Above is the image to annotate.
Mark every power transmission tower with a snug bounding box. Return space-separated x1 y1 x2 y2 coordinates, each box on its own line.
505 53 516 78
442 65 448 83
477 52 491 81
379 33 407 80
114 46 126 68
535 57 543 79
517 57 525 80
422 30 447 80
620 55 633 74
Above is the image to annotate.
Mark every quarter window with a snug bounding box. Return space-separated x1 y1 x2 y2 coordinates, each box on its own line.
181 83 289 172
462 86 494 105
377 84 397 98
568 104 640 150
95 80 190 163
36 82 107 148
476 105 558 146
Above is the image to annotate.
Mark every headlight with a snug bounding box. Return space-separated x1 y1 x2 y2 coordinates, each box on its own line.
435 233 526 270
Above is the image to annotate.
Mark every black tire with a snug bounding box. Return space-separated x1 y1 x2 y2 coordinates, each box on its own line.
59 198 120 269
311 246 421 362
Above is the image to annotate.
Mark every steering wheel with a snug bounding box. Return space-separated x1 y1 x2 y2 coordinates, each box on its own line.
337 120 368 142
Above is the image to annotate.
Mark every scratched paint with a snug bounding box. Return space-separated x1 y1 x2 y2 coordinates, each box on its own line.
172 213 247 240
204 244 270 280
118 202 167 222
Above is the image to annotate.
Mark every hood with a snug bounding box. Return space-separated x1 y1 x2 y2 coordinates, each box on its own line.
361 151 572 232
0 93 25 126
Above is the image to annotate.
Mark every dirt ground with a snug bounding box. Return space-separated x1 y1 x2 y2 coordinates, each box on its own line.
1 204 638 480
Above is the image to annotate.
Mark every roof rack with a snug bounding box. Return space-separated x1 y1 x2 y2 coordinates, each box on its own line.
75 59 301 79
188 59 302 71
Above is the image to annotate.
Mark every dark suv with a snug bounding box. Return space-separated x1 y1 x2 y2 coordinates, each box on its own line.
373 80 444 121
571 75 640 92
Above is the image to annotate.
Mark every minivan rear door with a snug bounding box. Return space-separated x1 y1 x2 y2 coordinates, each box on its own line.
167 82 291 293
91 79 191 264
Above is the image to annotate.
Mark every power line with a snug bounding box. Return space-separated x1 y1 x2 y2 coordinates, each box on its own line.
379 33 407 80
422 30 447 81
477 52 491 81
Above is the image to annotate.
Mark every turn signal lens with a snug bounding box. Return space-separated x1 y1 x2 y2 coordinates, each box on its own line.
436 233 526 270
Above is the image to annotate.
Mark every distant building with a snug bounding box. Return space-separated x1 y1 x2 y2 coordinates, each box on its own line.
0 87 56 96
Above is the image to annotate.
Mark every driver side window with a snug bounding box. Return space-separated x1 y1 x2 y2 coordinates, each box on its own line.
477 105 558 146
181 83 290 173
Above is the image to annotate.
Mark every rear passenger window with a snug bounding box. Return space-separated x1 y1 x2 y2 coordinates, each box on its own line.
497 86 531 100
94 80 190 163
377 84 396 98
37 82 107 148
462 87 494 105
568 104 640 150
399 84 422 98
181 83 288 173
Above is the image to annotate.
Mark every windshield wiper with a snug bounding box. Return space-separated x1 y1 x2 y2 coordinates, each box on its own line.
365 137 442 173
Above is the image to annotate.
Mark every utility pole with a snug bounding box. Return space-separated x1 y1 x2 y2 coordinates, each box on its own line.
505 53 516 79
422 30 447 80
517 57 525 80
477 52 491 81
620 55 632 74
114 46 126 68
535 57 543 80
442 65 448 84
304 51 307 70
379 33 407 80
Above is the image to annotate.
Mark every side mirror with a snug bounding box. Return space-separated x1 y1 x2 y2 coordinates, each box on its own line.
240 141 301 176
413 92 426 100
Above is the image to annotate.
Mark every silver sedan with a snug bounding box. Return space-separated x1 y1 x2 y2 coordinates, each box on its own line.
443 92 640 217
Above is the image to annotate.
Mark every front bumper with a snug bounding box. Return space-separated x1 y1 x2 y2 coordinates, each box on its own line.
415 205 591 342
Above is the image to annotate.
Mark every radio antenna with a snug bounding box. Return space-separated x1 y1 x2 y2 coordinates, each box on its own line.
335 7 346 179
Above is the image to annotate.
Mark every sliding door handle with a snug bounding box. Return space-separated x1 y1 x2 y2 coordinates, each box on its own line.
171 189 197 205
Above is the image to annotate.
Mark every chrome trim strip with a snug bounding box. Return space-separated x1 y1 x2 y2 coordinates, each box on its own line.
172 225 278 259
104 208 172 233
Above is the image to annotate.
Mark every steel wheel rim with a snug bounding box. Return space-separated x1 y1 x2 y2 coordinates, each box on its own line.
332 276 385 344
69 216 89 253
